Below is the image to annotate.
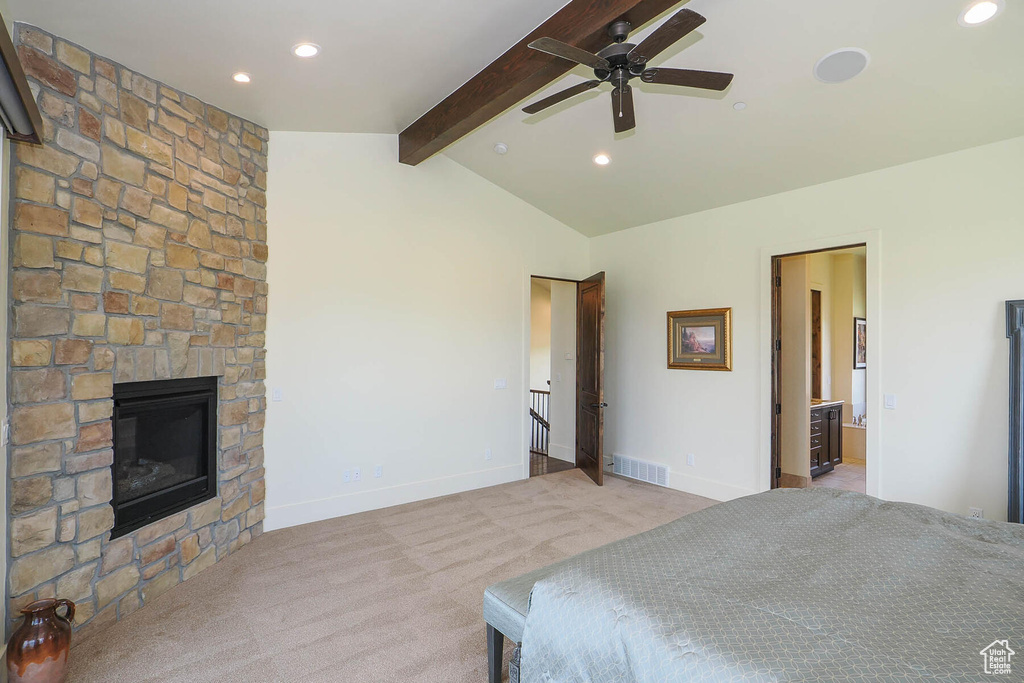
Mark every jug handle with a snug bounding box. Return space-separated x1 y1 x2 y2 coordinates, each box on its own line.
55 599 75 624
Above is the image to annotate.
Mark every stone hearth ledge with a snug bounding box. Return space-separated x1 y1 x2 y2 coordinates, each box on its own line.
7 24 268 644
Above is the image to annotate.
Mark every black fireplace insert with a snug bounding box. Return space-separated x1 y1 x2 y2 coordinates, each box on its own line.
111 377 218 538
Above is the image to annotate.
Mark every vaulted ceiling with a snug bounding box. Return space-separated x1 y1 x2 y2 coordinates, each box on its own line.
10 0 1024 235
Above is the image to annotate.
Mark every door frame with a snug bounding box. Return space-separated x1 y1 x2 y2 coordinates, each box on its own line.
760 231 882 498
522 273 584 481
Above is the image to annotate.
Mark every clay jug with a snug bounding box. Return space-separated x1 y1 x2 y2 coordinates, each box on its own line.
6 599 75 683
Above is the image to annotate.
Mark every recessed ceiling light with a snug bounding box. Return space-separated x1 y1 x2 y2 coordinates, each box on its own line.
814 48 870 84
593 153 610 166
232 72 251 84
733 102 747 111
493 143 508 155
292 43 321 58
959 0 1003 26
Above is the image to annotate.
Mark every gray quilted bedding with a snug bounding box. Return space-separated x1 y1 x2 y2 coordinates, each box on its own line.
520 487 1024 682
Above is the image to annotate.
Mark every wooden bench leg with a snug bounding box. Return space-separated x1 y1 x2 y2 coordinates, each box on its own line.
487 624 504 683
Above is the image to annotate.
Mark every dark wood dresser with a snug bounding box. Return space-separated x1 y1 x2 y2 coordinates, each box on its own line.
810 401 843 478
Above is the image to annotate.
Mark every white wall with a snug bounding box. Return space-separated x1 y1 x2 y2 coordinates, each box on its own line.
832 253 868 422
529 281 551 391
547 281 576 463
851 255 867 419
808 252 833 401
832 255 855 416
591 135 1024 519
264 132 590 529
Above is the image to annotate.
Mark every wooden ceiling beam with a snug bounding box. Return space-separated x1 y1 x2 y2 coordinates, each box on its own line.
398 0 680 166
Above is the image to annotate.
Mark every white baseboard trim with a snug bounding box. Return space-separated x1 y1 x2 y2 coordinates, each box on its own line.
665 472 758 503
264 464 523 531
547 443 575 463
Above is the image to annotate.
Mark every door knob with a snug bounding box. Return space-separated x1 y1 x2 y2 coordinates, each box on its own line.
591 402 608 408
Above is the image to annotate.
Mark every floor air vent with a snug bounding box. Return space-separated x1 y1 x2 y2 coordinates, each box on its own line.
613 454 670 488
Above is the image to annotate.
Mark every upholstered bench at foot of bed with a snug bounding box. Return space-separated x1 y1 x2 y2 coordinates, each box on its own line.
483 562 567 683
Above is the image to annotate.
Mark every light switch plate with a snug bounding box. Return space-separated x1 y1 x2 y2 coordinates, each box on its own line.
343 470 351 483
493 379 507 390
374 465 383 479
485 448 492 461
883 394 897 410
272 388 283 402
564 353 573 360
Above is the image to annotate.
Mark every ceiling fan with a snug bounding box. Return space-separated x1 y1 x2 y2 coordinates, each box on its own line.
522 8 733 133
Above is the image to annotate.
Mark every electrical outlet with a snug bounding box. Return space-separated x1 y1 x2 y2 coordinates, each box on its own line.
686 453 695 467
343 469 351 483
272 388 283 402
353 467 361 482
374 465 383 478
968 507 984 520
485 448 492 461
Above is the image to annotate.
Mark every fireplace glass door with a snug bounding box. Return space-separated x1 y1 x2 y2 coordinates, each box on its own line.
112 377 217 537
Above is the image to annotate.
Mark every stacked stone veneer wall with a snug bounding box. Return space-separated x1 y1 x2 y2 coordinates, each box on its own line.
7 25 268 639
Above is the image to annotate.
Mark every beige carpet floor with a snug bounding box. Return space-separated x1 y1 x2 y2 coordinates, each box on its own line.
69 470 715 682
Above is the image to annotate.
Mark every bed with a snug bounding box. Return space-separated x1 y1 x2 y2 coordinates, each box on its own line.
484 487 1024 682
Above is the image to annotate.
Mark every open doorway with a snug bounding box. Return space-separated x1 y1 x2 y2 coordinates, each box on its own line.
528 273 606 484
529 278 577 477
772 246 868 493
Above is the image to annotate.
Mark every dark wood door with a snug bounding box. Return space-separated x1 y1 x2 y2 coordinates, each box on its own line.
811 290 822 399
576 272 605 486
770 258 783 488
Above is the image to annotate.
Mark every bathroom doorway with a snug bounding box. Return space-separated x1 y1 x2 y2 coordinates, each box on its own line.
771 246 868 493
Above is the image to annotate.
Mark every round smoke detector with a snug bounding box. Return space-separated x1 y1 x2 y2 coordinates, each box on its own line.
814 48 870 84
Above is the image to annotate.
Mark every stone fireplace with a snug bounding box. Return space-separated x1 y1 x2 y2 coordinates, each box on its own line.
8 25 268 640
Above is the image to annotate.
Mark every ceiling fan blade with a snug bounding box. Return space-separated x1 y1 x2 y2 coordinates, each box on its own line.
528 37 610 70
611 85 636 133
627 9 706 64
523 80 602 114
641 68 734 91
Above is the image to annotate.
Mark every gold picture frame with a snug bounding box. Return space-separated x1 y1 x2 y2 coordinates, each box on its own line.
667 307 732 371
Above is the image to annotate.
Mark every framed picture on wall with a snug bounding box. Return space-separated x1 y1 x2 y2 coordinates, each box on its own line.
854 317 867 369
667 308 732 371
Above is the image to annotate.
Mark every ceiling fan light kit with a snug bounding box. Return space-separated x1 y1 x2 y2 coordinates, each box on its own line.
522 8 734 133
